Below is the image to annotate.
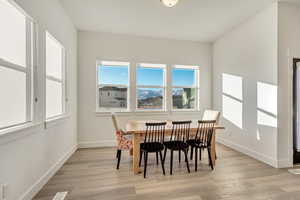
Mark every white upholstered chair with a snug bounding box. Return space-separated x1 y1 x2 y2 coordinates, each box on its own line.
202 110 221 124
111 113 133 169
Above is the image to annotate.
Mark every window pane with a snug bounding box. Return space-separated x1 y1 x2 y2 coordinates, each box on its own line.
137 67 164 86
0 0 26 66
172 68 195 87
137 88 163 110
0 66 26 128
46 33 63 79
46 79 63 118
172 88 196 109
98 65 128 85
99 86 127 109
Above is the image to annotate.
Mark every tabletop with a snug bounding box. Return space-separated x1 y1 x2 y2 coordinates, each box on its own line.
125 120 225 134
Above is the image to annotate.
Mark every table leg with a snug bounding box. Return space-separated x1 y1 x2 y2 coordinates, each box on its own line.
133 134 142 174
211 129 216 166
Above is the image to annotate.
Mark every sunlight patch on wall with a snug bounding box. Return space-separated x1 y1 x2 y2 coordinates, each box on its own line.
222 73 243 129
257 82 277 128
257 110 277 128
257 129 261 141
257 82 277 115
222 95 243 129
222 73 243 100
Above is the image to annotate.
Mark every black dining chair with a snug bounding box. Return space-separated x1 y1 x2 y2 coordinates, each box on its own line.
163 121 191 175
140 122 166 178
187 120 216 171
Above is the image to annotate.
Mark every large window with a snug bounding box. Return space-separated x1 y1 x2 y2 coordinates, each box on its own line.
46 32 65 119
0 0 34 129
136 63 166 110
97 61 129 111
172 65 199 110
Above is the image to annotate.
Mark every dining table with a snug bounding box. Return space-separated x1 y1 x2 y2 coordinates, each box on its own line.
125 120 225 174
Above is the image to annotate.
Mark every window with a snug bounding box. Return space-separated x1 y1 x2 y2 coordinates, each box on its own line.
0 0 34 129
172 65 199 110
46 32 65 119
97 61 129 111
136 63 166 110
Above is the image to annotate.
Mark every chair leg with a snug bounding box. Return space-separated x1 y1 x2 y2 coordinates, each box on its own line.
190 146 194 160
183 149 190 173
156 152 159 165
163 148 167 163
116 150 121 170
195 148 198 172
207 148 214 170
170 150 174 175
199 148 202 160
179 150 181 163
159 151 165 175
144 152 148 178
139 150 143 167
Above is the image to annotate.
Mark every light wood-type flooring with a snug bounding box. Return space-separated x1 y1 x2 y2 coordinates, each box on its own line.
34 144 300 200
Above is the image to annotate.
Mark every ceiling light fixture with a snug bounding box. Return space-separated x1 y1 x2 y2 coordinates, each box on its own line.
161 0 179 8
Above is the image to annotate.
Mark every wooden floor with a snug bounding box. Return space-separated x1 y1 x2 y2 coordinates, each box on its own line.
34 144 300 200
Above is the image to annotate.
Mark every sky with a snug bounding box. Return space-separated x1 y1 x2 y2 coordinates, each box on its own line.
98 65 196 86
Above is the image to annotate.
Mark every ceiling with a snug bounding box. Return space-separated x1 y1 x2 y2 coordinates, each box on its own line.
60 0 276 42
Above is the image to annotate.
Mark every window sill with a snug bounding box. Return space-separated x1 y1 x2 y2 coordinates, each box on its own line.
45 114 70 129
172 109 200 112
95 111 132 117
0 122 43 145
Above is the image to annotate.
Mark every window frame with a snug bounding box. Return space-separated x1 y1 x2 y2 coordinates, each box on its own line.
45 31 67 120
0 0 37 131
96 60 130 112
171 65 200 111
136 63 167 112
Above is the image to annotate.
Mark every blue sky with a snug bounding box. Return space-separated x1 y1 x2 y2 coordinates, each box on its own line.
172 68 195 86
99 66 128 85
98 65 195 86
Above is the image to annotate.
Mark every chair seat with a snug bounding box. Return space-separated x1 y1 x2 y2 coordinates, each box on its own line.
164 141 189 150
141 142 164 152
186 139 208 148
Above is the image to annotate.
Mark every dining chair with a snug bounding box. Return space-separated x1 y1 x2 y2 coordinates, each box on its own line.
140 122 166 178
111 113 133 170
189 120 216 171
189 110 220 160
202 110 220 123
163 121 191 175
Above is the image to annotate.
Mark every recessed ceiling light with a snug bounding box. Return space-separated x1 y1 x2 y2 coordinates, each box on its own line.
160 0 179 8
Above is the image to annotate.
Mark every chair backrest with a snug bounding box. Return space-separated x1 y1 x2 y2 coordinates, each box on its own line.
144 122 167 143
194 120 216 147
111 113 120 132
202 110 220 124
169 121 192 142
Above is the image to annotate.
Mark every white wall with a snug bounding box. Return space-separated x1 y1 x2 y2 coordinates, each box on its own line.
78 31 212 147
277 2 300 167
213 4 279 167
0 0 77 200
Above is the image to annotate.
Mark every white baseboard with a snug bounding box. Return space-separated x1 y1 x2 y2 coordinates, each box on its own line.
78 140 117 148
19 145 77 200
217 138 279 168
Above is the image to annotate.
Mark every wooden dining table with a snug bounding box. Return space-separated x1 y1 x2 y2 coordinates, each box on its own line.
125 120 225 174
